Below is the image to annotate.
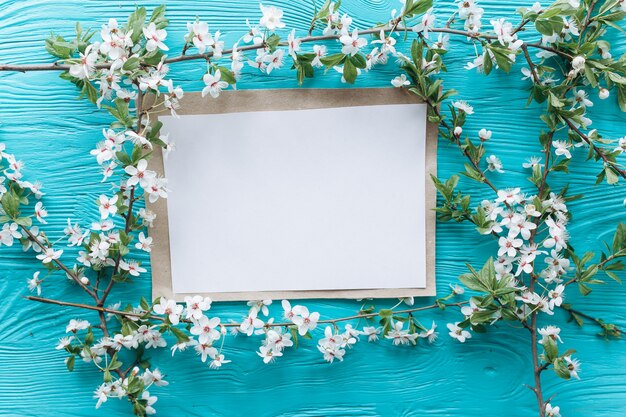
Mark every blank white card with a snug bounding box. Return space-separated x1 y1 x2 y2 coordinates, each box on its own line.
160 103 427 294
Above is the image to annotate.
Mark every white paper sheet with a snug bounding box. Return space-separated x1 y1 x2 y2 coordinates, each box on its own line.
160 103 428 294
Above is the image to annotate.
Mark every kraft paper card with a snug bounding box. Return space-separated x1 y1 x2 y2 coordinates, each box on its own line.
148 88 437 301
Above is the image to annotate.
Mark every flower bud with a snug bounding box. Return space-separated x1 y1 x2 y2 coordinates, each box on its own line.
599 88 610 100
478 128 492 141
454 126 462 137
571 55 585 71
80 276 90 285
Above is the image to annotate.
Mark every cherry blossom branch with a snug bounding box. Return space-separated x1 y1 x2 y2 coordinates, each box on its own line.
560 304 626 336
0 26 570 73
564 119 626 179
26 295 467 327
20 225 97 300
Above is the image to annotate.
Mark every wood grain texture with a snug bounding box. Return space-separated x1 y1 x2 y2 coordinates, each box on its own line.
0 0 625 416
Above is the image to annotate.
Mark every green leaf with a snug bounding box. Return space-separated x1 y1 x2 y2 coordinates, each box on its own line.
350 53 367 69
543 337 558 361
170 326 190 343
149 5 168 29
405 0 433 17
45 34 73 59
122 56 141 72
66 355 75 372
613 223 626 253
1 191 20 219
462 163 484 182
342 59 357 84
320 53 345 68
14 217 32 227
605 167 619 185
553 358 571 380
578 282 592 296
127 7 147 44
265 34 281 52
215 66 237 85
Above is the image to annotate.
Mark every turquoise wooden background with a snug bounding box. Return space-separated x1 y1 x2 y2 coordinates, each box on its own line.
0 0 625 416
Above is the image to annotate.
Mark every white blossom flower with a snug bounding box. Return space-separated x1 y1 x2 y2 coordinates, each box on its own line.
143 368 168 387
599 88 610 100
450 283 465 295
545 403 561 417
202 70 229 98
571 55 586 73
119 259 147 277
209 352 231 369
191 315 221 344
240 310 264 336
391 74 410 88
257 345 282 363
486 155 504 173
141 391 158 415
33 201 48 224
340 29 367 56
56 336 73 350
419 321 438 343
265 328 294 351
265 49 284 74
247 299 273 316
447 322 471 343
523 156 542 169
498 236 523 257
125 159 156 189
139 208 157 227
361 326 381 342
496 188 522 205
548 284 565 309
317 343 345 363
98 194 118 219
186 21 214 54
465 55 485 72
564 355 581 379
0 222 21 246
145 177 169 203
66 319 90 333
453 100 474 114
259 4 285 30
385 321 418 345
287 29 301 59
479 128 492 140
538 325 563 344
184 295 212 320
27 271 43 295
312 44 327 68
412 8 437 38
36 247 63 264
69 44 97 80
553 140 572 159
143 22 168 52
153 298 183 325
134 232 153 252
291 305 320 336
